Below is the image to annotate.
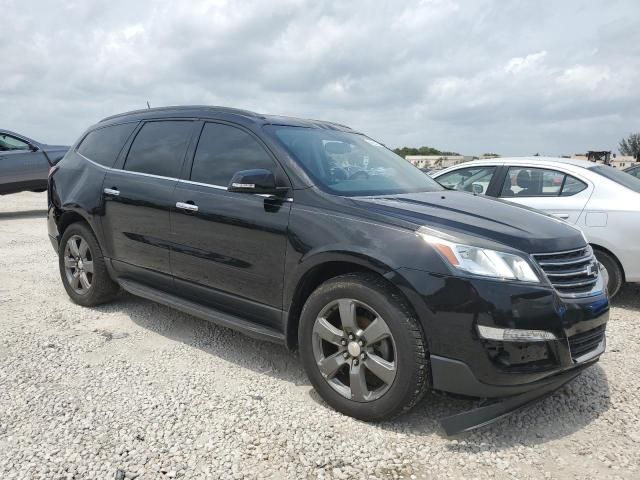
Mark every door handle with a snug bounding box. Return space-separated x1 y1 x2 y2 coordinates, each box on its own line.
176 201 199 213
103 188 120 196
551 213 570 219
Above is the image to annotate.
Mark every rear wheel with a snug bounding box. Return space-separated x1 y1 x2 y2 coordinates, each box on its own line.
594 249 623 298
59 222 119 306
299 273 429 421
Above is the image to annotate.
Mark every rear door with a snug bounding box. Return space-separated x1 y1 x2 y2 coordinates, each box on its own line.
497 165 592 223
169 121 292 328
101 120 196 288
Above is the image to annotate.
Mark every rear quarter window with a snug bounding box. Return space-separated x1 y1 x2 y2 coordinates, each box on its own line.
77 122 138 168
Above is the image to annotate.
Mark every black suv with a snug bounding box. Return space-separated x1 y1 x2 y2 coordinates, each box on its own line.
48 106 608 432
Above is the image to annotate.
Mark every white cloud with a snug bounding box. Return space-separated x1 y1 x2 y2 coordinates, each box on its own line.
557 65 611 91
505 51 548 74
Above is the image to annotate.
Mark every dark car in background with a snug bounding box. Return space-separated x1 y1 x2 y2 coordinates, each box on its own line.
47 106 608 433
0 130 69 195
624 164 640 179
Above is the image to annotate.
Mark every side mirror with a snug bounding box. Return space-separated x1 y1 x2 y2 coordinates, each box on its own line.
227 169 283 194
29 144 39 152
472 183 484 194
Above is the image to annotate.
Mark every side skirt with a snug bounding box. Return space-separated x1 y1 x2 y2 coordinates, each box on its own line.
117 278 286 345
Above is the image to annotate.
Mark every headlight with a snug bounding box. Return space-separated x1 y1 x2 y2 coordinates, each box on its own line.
417 227 540 283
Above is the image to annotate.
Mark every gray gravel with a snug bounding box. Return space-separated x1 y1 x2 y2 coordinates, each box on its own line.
1 191 639 480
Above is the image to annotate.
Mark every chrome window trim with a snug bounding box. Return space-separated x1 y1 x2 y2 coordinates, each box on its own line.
79 152 176 181
78 152 293 202
178 179 227 190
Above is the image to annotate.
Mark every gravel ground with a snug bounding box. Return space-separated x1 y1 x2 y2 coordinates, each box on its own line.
1 191 639 480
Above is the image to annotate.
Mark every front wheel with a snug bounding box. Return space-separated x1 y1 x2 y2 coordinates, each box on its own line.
299 273 429 421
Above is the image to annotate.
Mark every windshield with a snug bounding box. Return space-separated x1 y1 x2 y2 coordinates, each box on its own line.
589 165 640 193
266 126 444 196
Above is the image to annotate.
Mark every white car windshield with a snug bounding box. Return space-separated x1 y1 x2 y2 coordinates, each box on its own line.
267 126 444 196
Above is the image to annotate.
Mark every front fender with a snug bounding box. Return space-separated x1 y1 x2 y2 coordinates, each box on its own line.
283 247 400 308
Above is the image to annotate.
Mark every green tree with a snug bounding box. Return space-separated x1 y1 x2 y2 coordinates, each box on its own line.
393 146 459 158
619 133 640 159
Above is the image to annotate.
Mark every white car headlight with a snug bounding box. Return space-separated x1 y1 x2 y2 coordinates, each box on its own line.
417 227 540 283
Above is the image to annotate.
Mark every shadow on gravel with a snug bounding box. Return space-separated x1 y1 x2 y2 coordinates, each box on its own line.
0 209 47 220
95 291 611 449
93 291 308 386
611 283 640 312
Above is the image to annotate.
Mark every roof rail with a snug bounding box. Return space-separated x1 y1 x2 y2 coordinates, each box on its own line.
99 105 263 123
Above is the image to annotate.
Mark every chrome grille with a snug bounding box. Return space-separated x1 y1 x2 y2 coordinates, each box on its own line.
532 246 599 296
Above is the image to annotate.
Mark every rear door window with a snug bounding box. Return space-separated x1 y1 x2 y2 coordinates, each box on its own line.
77 123 137 167
190 123 275 186
124 121 193 178
501 167 587 197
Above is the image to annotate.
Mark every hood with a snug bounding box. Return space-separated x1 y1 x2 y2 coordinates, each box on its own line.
351 191 584 254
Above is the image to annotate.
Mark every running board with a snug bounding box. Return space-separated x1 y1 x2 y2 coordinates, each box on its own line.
439 368 585 436
118 278 286 344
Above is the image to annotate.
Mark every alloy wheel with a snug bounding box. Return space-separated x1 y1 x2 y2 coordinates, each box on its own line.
312 298 397 402
63 235 94 294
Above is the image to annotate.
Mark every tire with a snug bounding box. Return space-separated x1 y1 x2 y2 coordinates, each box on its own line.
299 272 429 421
594 249 623 298
58 222 119 306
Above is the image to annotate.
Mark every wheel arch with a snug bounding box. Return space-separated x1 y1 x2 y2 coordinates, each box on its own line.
590 242 626 282
284 253 423 352
56 209 101 247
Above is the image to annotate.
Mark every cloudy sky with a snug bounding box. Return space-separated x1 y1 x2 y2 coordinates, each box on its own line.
1 0 639 155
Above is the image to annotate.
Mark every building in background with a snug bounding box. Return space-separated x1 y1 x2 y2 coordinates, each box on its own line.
571 153 638 169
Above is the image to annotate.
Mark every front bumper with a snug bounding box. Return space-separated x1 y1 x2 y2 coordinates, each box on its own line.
393 268 609 398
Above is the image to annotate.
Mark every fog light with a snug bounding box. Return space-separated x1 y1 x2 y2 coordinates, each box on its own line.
477 325 557 342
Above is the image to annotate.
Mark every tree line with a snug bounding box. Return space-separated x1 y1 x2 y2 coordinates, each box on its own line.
393 133 640 160
392 146 459 158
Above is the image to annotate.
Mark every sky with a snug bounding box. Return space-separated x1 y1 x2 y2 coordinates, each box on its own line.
1 0 639 155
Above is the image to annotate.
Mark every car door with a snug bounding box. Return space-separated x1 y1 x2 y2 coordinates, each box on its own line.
434 165 500 196
0 132 49 192
170 121 292 330
101 120 196 289
497 165 591 224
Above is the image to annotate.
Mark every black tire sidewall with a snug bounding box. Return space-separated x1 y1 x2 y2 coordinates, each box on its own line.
58 223 117 306
594 249 622 297
299 274 427 421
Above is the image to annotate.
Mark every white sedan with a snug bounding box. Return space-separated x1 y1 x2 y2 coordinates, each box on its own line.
432 157 640 296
